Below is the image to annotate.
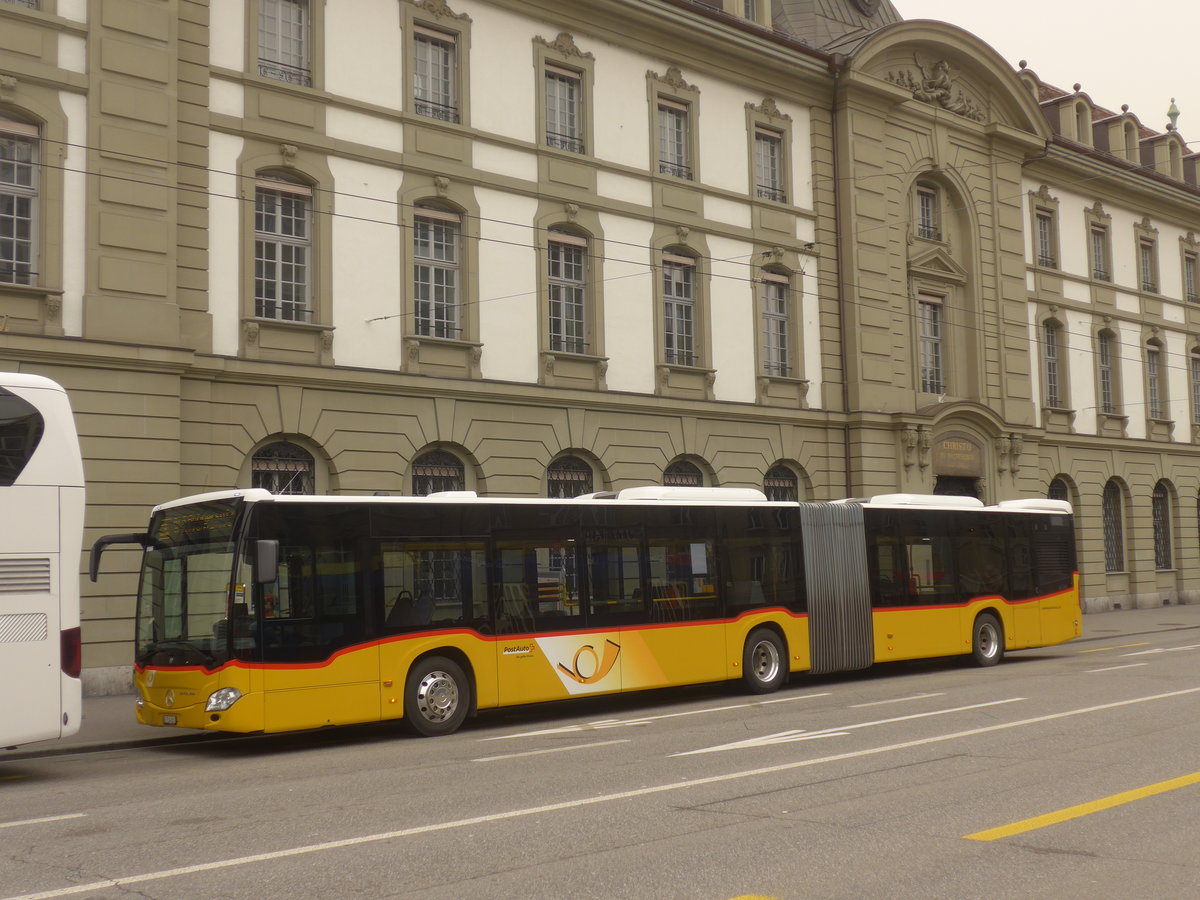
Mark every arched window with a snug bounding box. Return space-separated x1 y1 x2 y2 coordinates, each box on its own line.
1123 120 1139 162
412 450 464 495
252 441 315 494
1074 102 1091 146
1 113 40 287
1152 480 1172 570
764 465 798 502
1102 479 1124 572
547 455 593 498
1048 477 1069 503
664 459 703 487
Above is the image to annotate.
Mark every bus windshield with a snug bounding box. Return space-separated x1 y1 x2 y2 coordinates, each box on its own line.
136 498 243 668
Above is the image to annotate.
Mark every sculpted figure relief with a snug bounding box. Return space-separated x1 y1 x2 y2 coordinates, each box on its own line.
887 55 985 122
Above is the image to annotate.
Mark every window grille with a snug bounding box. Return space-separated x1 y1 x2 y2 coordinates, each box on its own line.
547 456 593 498
764 465 798 502
412 450 464 495
664 460 702 487
252 442 315 494
1152 482 1172 570
1048 478 1069 503
1102 480 1124 572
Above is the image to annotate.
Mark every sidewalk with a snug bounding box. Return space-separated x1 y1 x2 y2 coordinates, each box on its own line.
8 602 1200 760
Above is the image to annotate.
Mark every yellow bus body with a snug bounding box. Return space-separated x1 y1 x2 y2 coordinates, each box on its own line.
134 580 1079 735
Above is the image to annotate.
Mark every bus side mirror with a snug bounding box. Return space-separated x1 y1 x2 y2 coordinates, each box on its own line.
89 533 150 582
254 540 279 584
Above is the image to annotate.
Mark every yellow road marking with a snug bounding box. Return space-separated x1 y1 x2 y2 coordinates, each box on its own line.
1078 642 1149 654
965 771 1200 841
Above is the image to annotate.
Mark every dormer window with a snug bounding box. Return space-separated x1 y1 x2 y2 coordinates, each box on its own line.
1074 102 1091 146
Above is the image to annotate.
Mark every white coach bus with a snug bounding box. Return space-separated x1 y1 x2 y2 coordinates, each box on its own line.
0 374 84 749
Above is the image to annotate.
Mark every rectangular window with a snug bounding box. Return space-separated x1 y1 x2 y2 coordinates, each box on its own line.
1185 251 1198 303
916 187 939 240
1146 345 1162 418
548 233 587 354
1043 323 1061 407
413 27 458 123
0 119 37 286
761 276 789 377
255 180 311 322
258 0 311 87
1090 226 1110 280
1098 333 1116 414
918 299 943 394
1191 356 1200 425
545 66 583 153
413 208 460 338
1139 239 1158 292
657 100 692 179
662 254 696 366
754 128 785 202
1036 211 1056 267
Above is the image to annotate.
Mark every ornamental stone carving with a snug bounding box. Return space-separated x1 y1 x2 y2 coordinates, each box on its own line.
650 67 697 94
886 56 985 122
411 0 469 22
747 97 791 122
278 143 298 165
534 32 593 60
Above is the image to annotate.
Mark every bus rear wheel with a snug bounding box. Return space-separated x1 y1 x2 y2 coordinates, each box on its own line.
405 656 470 736
971 614 1004 667
743 629 786 694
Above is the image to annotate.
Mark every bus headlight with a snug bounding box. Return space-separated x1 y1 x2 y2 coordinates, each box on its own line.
206 687 243 712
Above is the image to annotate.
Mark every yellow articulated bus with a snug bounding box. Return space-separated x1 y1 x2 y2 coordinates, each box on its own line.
90 487 1081 737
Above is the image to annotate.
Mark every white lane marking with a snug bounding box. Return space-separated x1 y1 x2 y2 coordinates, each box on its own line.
472 739 630 763
850 692 944 709
10 686 1200 900
1087 663 1150 673
1122 643 1200 658
478 691 833 741
674 697 1023 756
0 814 86 831
673 730 850 753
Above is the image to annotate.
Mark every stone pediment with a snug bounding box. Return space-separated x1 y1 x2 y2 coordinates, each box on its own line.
909 246 967 283
851 24 1051 139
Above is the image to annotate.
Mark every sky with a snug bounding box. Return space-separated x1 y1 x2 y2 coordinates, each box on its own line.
892 1 1200 148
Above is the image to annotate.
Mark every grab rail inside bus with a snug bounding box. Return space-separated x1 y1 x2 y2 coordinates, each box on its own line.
89 532 150 582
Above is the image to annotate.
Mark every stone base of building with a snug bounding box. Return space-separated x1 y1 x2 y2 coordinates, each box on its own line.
83 666 134 697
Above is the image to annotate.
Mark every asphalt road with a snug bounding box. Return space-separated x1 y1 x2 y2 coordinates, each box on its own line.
3 626 1200 900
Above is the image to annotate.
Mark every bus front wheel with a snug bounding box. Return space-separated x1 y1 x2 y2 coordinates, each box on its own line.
742 629 786 694
405 656 470 736
971 614 1004 667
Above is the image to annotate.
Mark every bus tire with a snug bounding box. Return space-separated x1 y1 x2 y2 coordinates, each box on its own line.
971 613 1004 667
742 629 786 694
405 656 470 737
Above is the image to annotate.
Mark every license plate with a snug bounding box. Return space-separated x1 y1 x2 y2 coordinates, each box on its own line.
162 715 177 725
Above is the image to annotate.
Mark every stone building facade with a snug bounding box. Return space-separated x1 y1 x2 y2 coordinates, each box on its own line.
1 0 1196 691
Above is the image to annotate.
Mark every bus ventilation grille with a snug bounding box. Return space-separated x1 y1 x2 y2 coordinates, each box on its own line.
0 557 52 594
